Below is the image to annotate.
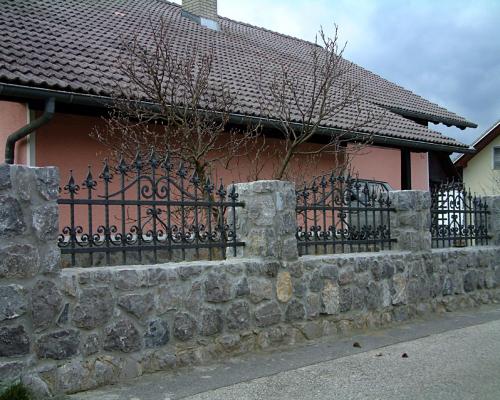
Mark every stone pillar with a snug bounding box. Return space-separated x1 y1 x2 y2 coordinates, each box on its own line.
484 195 500 246
228 180 298 261
0 163 60 391
389 190 431 252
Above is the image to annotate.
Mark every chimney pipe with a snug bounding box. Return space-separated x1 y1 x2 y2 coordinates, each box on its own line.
182 0 217 20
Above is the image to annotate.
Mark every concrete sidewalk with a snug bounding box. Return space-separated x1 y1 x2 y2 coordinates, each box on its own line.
72 305 500 400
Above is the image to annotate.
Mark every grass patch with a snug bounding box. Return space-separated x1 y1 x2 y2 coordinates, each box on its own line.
0 382 32 400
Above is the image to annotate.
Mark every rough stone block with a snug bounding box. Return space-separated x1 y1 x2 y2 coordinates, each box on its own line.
255 302 282 327
321 281 339 315
35 166 59 201
339 287 353 312
366 282 382 310
199 308 223 336
293 280 306 298
144 318 170 348
276 271 293 303
352 287 366 310
36 329 80 360
320 264 339 280
0 284 27 321
114 269 147 290
309 271 322 292
0 361 24 381
226 301 250 330
11 165 36 202
21 374 51 399
0 244 39 278
118 293 154 319
173 312 197 341
177 265 202 280
0 195 26 236
205 272 232 303
32 203 59 240
103 319 142 353
158 284 184 312
285 299 305 321
463 270 479 292
185 281 203 312
338 267 354 286
235 277 249 297
81 333 100 356
247 277 272 303
32 280 63 332
306 293 321 319
0 325 30 356
72 286 114 329
39 244 61 275
0 163 11 190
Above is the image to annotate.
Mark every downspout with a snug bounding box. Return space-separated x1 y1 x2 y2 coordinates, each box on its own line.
4 97 55 164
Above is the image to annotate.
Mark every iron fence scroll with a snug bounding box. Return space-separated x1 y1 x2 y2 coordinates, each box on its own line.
296 174 396 255
430 181 490 248
57 152 244 266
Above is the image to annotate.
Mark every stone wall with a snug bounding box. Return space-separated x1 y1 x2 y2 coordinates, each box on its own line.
0 164 60 396
1 164 500 397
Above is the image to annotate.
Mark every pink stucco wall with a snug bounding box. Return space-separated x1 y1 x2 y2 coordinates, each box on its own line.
3 110 430 193
411 152 429 190
348 143 429 190
35 113 348 186
0 100 28 164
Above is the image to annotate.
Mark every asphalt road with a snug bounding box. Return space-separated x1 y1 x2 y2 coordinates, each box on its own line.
72 305 500 400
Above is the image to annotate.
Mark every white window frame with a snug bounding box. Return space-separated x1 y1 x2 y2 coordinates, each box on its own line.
493 146 500 170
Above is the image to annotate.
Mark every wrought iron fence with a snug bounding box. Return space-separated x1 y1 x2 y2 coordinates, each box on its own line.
296 174 396 255
430 181 490 248
57 152 244 266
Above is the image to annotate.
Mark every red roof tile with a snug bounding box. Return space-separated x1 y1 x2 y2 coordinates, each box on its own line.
0 0 473 148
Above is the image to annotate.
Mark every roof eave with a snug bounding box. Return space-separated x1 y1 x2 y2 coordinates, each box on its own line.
0 82 472 154
381 105 477 129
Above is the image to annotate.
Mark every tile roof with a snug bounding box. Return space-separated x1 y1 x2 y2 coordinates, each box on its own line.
0 0 473 149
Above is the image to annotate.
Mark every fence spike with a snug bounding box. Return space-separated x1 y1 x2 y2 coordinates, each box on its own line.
133 150 143 172
117 154 128 175
64 169 80 194
99 159 113 182
311 179 318 193
190 170 200 187
177 162 187 178
320 175 327 188
204 176 214 194
149 147 160 170
83 165 96 189
229 183 238 200
217 179 227 198
162 151 172 172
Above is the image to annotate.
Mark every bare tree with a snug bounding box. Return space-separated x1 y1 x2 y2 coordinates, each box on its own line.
258 25 386 181
93 17 260 186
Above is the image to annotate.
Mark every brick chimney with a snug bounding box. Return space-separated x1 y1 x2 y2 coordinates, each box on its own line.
182 0 218 20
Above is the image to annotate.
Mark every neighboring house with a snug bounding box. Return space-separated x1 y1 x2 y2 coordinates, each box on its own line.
0 0 477 191
454 120 500 195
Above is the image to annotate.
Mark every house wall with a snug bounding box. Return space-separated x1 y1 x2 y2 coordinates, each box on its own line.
348 144 429 190
30 111 429 193
463 135 500 195
0 100 29 164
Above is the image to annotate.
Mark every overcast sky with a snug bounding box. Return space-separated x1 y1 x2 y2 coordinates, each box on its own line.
173 0 500 145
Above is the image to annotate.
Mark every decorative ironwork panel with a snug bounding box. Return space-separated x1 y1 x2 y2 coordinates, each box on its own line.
430 181 490 248
296 174 396 255
57 151 244 266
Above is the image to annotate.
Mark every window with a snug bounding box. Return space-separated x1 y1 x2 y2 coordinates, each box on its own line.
494 147 500 170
